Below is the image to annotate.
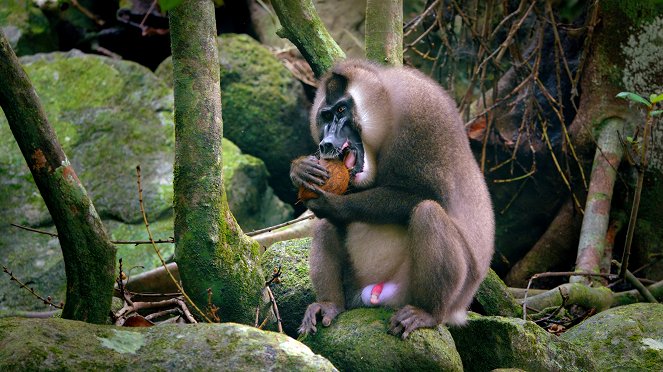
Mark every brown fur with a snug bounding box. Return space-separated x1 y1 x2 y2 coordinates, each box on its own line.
292 60 494 338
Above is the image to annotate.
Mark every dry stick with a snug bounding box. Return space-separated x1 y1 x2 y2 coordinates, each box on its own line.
2 265 63 309
613 260 658 303
10 223 174 245
246 213 314 237
620 108 655 278
403 0 442 37
265 286 284 333
522 271 616 320
135 165 212 323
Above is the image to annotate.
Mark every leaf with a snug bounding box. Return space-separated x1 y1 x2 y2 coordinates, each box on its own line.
616 92 652 107
158 0 183 11
651 110 663 117
651 93 663 104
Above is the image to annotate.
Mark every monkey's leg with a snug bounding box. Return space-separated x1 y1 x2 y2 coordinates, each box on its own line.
299 219 346 335
389 200 470 339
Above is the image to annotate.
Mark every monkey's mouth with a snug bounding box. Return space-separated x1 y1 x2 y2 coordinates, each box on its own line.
340 141 365 176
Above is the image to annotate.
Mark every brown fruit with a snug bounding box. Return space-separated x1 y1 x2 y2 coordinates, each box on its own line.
298 159 350 201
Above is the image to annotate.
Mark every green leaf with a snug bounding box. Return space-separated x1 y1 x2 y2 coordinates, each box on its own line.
626 136 634 142
650 93 663 104
158 0 183 11
616 92 652 107
651 110 663 117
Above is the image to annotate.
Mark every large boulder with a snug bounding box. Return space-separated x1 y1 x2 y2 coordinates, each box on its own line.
0 50 291 311
450 314 596 371
0 0 57 56
303 308 463 372
560 303 663 371
0 317 337 371
156 33 315 205
261 238 315 337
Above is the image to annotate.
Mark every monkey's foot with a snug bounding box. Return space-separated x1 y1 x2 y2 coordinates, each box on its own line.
388 305 437 339
298 302 343 335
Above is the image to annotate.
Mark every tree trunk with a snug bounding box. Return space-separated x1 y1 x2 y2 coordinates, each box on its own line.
169 0 263 324
271 0 346 77
0 30 116 323
365 0 403 65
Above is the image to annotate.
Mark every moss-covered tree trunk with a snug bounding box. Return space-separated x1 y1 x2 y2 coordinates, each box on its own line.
365 0 403 65
169 0 263 324
271 0 345 77
0 30 116 323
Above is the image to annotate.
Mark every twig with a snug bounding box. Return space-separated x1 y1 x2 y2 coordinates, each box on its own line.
522 271 616 320
246 213 314 237
533 287 568 324
2 265 63 309
136 165 212 323
613 260 658 303
10 222 174 245
620 106 655 278
9 223 58 237
265 286 284 333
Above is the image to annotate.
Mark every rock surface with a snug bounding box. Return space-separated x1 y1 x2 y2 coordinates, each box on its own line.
450 314 596 372
303 308 463 372
561 303 663 371
0 317 337 371
0 50 291 311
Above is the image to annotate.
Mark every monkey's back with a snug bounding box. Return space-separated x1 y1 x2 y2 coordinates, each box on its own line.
377 64 494 260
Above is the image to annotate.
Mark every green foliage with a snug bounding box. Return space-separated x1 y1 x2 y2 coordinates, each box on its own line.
616 91 652 108
158 0 183 11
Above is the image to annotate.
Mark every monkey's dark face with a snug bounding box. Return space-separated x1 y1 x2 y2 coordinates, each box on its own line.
316 96 365 178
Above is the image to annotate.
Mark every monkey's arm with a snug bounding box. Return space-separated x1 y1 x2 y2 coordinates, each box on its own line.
305 186 427 225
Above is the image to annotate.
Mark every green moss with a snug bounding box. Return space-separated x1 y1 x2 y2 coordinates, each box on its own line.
261 238 315 336
0 0 57 55
451 315 595 372
303 308 462 371
0 318 336 370
561 303 663 371
475 269 523 318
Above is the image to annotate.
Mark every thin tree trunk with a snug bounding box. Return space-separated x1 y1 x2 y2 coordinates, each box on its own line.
571 118 628 285
0 30 116 323
169 0 263 324
365 0 403 65
271 0 346 77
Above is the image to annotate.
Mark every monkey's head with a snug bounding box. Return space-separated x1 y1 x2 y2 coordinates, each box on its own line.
312 61 390 189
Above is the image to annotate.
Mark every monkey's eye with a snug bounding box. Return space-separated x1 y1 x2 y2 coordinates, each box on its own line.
337 105 346 114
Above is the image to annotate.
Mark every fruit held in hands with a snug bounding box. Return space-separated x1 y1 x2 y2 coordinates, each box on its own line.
298 159 350 201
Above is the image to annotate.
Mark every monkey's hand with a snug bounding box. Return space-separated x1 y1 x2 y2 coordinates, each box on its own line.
290 155 329 191
389 305 438 339
304 191 347 223
298 301 343 335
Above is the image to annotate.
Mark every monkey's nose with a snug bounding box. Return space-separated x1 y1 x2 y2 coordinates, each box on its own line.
319 141 335 155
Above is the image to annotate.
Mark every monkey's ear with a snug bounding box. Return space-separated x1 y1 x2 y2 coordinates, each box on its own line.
325 73 348 103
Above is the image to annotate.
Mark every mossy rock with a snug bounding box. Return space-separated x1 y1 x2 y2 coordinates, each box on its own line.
156 33 315 204
560 303 663 371
0 317 337 371
302 308 463 372
0 0 58 56
260 238 315 337
0 50 175 225
449 314 595 371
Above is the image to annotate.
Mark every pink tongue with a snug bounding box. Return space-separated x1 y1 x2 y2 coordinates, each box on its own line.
344 151 356 169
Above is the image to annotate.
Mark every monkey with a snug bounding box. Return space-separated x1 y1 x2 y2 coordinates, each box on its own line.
290 59 494 339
